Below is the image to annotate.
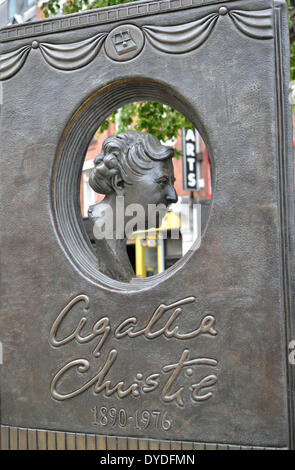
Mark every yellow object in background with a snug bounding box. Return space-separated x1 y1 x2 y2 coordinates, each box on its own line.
134 212 181 277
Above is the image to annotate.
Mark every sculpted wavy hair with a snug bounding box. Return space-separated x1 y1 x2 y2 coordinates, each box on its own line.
89 131 174 195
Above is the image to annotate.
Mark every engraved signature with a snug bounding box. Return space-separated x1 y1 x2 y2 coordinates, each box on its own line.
49 295 218 407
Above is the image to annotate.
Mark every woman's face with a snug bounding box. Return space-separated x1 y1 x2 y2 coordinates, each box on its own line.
123 158 178 230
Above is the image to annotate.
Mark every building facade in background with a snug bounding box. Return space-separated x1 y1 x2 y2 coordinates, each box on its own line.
0 0 39 27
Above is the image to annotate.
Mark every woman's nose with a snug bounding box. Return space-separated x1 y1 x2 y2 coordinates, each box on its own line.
166 185 178 204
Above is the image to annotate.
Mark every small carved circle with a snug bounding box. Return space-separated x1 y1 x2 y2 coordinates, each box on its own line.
219 6 228 15
136 373 143 380
186 368 193 377
105 24 144 62
31 40 39 49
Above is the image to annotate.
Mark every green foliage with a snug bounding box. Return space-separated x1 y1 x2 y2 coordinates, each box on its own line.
290 41 295 81
41 0 137 17
287 0 295 80
97 102 193 157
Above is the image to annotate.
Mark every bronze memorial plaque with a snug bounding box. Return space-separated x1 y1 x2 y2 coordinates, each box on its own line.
0 0 294 450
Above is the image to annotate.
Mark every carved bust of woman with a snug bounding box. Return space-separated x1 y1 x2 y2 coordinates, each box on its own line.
88 131 178 282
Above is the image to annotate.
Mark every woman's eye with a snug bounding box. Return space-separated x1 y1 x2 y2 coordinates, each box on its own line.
158 178 168 185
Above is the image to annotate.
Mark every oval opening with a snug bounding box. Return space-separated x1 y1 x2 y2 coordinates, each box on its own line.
80 101 212 282
52 78 214 291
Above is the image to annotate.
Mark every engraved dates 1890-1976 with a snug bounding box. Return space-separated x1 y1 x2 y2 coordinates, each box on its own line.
92 406 172 432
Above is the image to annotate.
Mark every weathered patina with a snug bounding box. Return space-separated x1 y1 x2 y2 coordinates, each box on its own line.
0 0 294 450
